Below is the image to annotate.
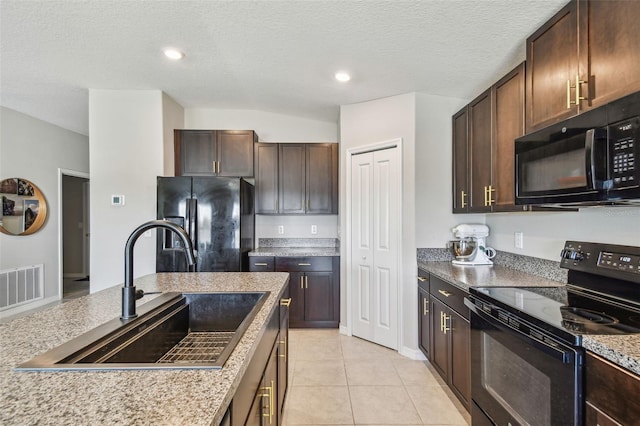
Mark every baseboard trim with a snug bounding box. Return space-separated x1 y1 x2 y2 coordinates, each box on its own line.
339 324 350 336
399 345 428 361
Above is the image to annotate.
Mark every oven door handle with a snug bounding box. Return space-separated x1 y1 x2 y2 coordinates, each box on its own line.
466 298 577 364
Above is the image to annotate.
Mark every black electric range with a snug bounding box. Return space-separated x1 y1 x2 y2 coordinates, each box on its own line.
468 241 640 346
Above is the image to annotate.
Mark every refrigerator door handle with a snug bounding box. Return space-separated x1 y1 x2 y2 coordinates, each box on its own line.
187 198 199 261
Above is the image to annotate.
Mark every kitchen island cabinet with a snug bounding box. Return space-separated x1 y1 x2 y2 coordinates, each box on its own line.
0 272 289 426
525 0 640 132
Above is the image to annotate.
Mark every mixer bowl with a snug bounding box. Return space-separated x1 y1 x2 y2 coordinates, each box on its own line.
448 238 477 259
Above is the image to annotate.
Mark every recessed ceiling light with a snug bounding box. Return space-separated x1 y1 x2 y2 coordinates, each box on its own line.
335 71 351 82
164 49 184 60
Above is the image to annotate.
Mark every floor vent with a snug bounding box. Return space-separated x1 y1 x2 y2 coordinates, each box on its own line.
0 265 44 311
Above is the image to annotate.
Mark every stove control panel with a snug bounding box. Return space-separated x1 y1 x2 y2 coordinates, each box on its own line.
598 251 640 274
561 241 640 283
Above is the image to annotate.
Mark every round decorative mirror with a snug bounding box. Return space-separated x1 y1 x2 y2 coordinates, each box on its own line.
0 178 48 236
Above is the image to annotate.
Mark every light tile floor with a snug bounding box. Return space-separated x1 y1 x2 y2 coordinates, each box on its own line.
282 329 471 425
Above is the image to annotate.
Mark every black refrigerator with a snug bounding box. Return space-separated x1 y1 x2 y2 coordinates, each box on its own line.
156 177 255 272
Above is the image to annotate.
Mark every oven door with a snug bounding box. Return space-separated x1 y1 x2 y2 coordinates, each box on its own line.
467 300 583 426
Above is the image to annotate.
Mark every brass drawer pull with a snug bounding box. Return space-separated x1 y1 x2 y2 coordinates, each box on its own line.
279 336 287 360
417 276 427 282
298 263 311 266
443 314 450 334
300 276 304 289
254 262 269 266
280 298 291 307
438 289 452 298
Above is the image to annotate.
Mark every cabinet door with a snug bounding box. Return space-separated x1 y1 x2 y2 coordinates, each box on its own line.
492 63 526 212
452 107 469 213
288 272 305 325
279 144 306 214
304 271 334 322
430 297 449 381
449 310 471 410
255 143 279 214
261 344 279 426
468 89 493 212
216 130 255 177
277 307 289 419
175 130 217 176
579 0 640 111
418 286 430 359
526 1 579 132
306 143 338 214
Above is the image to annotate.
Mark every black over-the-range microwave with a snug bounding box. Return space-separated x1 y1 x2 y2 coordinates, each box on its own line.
515 91 639 206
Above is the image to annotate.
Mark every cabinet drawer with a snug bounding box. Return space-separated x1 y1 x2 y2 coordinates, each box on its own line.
417 269 430 292
430 275 469 320
586 352 640 426
249 256 275 271
275 256 333 272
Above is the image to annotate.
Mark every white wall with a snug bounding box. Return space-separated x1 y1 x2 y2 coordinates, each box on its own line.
185 108 337 142
162 94 185 176
185 108 340 241
339 93 418 356
415 92 477 248
89 90 164 293
0 107 89 301
486 208 640 260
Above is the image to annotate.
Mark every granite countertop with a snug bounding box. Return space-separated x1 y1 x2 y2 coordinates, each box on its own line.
249 246 340 257
417 261 566 290
0 272 290 425
418 261 640 376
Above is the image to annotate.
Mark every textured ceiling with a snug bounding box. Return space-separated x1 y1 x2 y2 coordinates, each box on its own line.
0 0 568 136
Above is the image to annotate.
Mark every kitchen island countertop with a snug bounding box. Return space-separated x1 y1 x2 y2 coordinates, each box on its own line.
0 272 289 425
418 261 640 376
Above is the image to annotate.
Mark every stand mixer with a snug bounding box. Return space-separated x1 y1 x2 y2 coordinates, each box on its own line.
448 224 496 266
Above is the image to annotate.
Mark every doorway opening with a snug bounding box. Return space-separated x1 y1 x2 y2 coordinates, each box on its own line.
59 170 90 300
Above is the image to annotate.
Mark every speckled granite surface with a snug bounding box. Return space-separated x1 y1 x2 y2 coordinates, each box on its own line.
258 238 339 248
582 335 640 376
249 246 340 257
417 261 566 291
0 272 289 425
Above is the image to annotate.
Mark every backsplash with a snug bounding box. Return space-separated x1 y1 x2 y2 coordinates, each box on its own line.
417 248 567 283
258 238 339 248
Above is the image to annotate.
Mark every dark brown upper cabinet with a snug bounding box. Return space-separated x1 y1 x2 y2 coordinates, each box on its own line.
526 0 640 132
256 142 338 215
255 143 279 214
174 130 257 177
452 63 526 213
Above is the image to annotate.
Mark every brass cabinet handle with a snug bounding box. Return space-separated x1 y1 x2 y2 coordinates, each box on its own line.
484 185 495 206
567 75 587 109
298 263 311 266
567 78 572 109
213 161 217 173
260 380 275 424
279 336 287 360
440 311 444 332
305 276 308 289
280 298 291 307
255 262 268 266
461 190 467 208
443 314 450 334
438 289 452 298
423 298 429 316
417 276 427 282
300 276 304 289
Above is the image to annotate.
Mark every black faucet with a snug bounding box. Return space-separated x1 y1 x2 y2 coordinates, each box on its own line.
121 220 196 320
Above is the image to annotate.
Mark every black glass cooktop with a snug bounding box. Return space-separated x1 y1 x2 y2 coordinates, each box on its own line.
470 285 640 341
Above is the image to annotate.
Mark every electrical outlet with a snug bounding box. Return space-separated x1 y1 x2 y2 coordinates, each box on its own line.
311 225 317 234
514 232 524 249
278 225 284 235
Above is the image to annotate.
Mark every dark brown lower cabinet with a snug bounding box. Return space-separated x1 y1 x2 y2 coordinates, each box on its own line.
417 271 430 359
276 257 339 328
585 351 640 426
232 289 289 426
429 275 471 411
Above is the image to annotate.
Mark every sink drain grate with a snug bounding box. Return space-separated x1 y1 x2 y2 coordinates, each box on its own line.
157 331 236 364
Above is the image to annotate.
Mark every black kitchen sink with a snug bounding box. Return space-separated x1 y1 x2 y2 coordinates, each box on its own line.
16 291 268 371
